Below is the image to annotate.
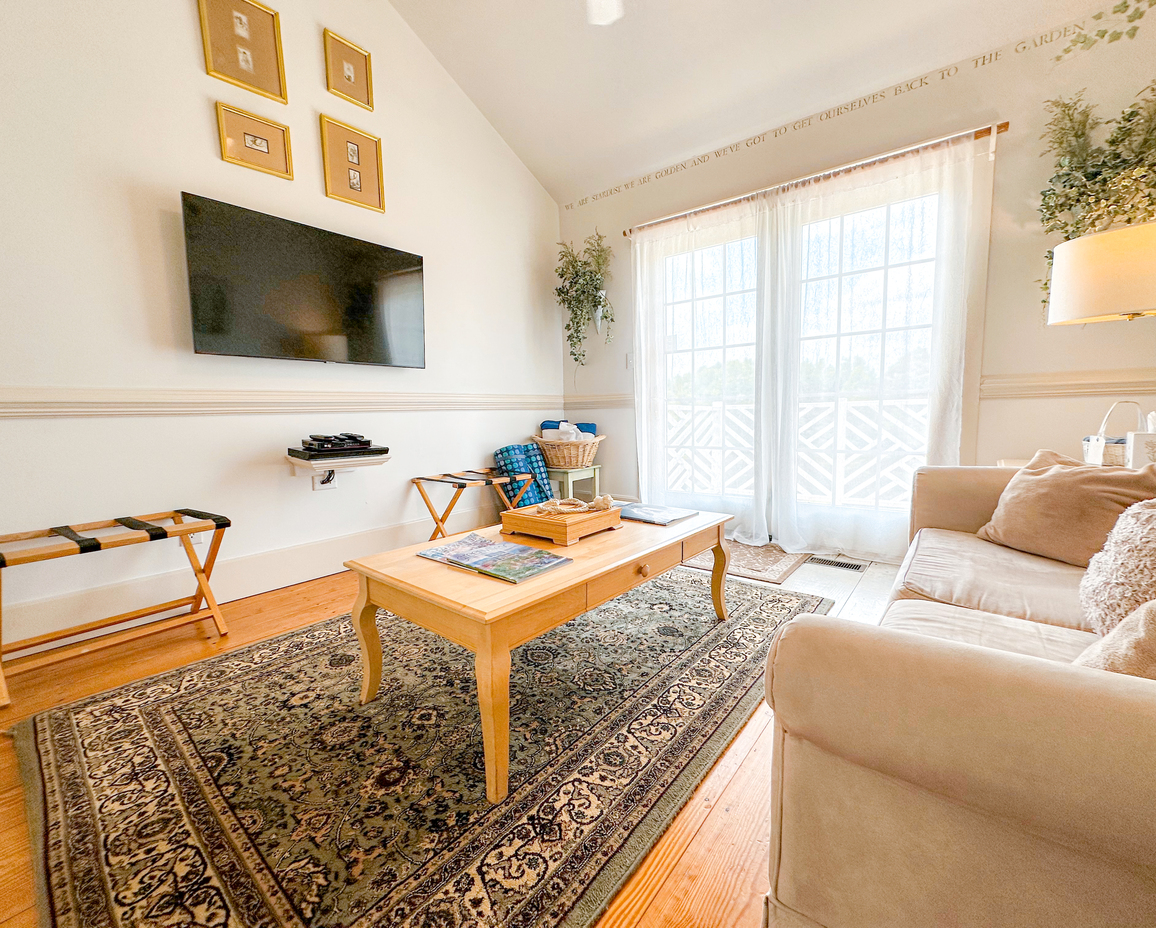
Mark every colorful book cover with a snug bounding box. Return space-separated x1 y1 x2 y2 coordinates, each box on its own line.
418 533 509 566
419 533 572 583
618 503 698 525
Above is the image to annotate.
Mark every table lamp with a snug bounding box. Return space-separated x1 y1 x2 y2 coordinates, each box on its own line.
1047 221 1156 325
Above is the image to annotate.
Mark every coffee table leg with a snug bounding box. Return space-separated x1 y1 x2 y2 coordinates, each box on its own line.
352 575 383 705
476 632 511 802
711 531 730 621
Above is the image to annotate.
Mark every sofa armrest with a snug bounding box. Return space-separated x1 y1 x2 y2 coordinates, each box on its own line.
909 465 1017 540
766 615 1156 871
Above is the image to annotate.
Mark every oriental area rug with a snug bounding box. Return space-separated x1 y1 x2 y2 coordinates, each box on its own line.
684 541 811 585
15 568 829 928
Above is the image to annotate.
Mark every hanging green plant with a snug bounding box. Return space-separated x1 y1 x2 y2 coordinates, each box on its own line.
555 230 614 365
1038 78 1156 301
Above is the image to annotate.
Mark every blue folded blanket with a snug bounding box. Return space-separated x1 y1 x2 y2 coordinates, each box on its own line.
539 420 597 435
494 443 553 507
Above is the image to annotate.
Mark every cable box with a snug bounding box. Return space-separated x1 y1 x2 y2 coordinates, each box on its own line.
287 446 390 461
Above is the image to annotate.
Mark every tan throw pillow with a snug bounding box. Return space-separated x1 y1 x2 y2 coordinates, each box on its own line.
1074 600 1156 680
977 449 1156 568
1080 499 1156 635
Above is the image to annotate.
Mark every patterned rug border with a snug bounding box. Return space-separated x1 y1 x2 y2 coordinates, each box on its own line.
567 583 833 927
14 721 51 928
12 571 834 928
563 673 761 926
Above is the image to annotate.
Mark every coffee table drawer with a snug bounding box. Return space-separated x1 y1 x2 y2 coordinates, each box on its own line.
682 527 719 561
587 541 683 609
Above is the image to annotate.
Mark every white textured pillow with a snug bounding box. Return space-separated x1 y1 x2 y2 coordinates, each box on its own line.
1074 600 1156 680
1080 498 1156 635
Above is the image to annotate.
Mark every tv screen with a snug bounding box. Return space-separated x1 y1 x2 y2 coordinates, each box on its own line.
181 192 425 367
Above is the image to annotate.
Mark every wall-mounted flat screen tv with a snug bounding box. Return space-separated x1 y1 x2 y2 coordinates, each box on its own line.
181 192 425 367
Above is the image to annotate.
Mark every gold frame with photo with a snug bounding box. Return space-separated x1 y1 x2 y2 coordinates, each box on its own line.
323 29 373 111
198 0 288 104
320 114 384 212
216 102 293 179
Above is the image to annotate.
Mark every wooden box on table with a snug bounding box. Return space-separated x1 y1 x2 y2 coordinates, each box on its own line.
499 506 621 546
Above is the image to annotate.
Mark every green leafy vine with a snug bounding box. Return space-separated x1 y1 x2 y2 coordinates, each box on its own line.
1055 0 1152 60
1038 78 1156 300
555 230 614 365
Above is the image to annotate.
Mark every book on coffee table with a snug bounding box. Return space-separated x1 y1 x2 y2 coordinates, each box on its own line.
418 533 572 583
618 503 698 526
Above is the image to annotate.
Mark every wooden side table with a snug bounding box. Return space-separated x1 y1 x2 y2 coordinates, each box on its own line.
547 464 601 500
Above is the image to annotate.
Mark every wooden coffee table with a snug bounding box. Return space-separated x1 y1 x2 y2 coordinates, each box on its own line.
344 511 732 802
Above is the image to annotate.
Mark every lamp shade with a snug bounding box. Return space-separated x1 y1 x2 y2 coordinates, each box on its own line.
587 0 624 25
1047 221 1156 325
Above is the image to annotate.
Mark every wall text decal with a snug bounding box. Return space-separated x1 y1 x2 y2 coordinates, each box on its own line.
563 4 1144 213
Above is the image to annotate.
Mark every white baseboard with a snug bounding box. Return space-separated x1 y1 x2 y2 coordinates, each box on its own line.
3 504 498 651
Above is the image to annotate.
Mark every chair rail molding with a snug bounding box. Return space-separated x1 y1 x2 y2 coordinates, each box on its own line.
563 393 635 410
28 372 1149 417
0 386 566 419
979 368 1156 399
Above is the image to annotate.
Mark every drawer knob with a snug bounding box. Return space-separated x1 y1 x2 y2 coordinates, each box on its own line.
639 563 651 578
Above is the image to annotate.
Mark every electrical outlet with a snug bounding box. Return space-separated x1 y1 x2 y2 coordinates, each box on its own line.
313 471 338 490
189 531 203 545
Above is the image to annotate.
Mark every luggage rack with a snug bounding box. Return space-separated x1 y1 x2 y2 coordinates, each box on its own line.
412 469 532 540
0 508 231 708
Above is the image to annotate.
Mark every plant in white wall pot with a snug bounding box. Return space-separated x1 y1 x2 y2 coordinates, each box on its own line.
1038 78 1156 301
555 230 614 365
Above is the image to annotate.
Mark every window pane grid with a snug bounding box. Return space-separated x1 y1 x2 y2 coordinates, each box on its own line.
664 237 757 498
797 195 938 512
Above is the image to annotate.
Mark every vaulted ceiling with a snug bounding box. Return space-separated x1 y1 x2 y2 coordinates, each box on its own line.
389 0 1094 204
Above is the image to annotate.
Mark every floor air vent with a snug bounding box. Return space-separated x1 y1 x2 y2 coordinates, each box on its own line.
806 556 867 572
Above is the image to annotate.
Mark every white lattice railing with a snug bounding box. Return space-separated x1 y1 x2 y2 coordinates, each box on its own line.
663 398 928 508
797 397 928 509
665 403 755 497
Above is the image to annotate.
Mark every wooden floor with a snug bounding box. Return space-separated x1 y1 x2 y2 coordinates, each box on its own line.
0 559 895 928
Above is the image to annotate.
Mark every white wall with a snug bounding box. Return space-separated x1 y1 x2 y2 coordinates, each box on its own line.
0 0 563 640
559 6 1156 497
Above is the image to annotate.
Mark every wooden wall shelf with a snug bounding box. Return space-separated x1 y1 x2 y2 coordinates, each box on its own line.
285 453 392 475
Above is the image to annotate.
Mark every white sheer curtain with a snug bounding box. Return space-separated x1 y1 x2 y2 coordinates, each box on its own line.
633 133 994 560
632 202 767 536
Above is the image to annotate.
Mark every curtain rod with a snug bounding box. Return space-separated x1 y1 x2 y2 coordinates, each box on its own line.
622 121 1009 237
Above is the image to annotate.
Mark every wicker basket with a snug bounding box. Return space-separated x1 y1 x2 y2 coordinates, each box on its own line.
1083 401 1144 466
531 435 604 469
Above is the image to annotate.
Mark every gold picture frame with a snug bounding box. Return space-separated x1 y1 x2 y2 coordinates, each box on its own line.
198 0 288 103
324 29 373 111
216 102 293 179
320 115 384 212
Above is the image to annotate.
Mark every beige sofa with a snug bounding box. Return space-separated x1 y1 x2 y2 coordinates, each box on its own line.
763 465 1156 928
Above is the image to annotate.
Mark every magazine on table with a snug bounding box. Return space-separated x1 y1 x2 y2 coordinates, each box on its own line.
617 503 698 526
418 532 572 583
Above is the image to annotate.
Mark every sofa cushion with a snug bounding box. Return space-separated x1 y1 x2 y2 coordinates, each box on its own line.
890 528 1089 631
976 449 1156 568
882 600 1098 662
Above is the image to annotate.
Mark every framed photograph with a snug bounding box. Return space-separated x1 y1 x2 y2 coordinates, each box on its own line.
198 0 288 103
323 29 373 110
216 102 292 179
320 114 383 211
